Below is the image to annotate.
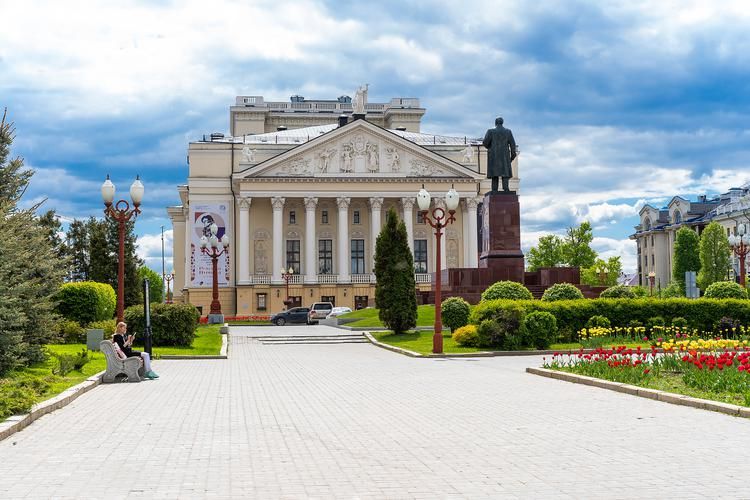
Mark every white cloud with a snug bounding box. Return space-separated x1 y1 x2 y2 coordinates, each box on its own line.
136 229 173 274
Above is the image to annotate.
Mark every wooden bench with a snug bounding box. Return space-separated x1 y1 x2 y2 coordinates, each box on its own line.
100 340 144 383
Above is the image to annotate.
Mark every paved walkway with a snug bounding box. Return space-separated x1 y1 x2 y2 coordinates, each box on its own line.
1 325 749 499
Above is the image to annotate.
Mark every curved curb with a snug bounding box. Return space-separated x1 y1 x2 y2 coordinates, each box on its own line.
527 367 750 418
0 371 105 443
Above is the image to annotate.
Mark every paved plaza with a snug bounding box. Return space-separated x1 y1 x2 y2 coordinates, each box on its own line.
1 325 749 499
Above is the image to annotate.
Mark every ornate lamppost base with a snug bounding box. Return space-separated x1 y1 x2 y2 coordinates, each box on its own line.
208 314 225 324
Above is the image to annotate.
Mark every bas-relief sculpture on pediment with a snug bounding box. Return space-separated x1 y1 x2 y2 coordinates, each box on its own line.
254 130 459 179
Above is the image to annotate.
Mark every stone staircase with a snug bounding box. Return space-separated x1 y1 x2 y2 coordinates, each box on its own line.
251 333 369 345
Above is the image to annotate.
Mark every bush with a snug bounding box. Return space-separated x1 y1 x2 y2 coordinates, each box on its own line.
585 315 611 329
469 297 750 341
441 297 471 332
55 282 116 325
475 305 525 349
599 285 635 299
452 324 478 347
0 385 38 420
646 316 665 332
628 319 644 329
124 303 200 346
704 281 748 299
73 348 90 370
52 353 75 376
660 282 684 298
523 311 557 349
87 319 117 336
481 281 533 301
541 283 584 302
56 320 85 344
671 317 688 328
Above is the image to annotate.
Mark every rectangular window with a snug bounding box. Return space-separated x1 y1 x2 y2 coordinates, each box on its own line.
651 235 654 245
322 295 336 306
414 239 428 273
289 210 296 225
351 239 365 274
651 254 655 266
286 240 300 273
288 296 302 308
354 295 368 310
256 293 267 311
321 210 328 224
318 239 333 274
416 211 425 224
353 210 360 224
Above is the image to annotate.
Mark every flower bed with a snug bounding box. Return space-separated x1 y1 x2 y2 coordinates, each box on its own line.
198 315 271 324
544 343 750 407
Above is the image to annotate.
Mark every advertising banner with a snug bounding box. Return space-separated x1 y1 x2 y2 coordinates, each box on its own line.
190 203 230 287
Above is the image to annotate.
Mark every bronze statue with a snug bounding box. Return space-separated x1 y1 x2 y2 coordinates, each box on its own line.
482 117 517 193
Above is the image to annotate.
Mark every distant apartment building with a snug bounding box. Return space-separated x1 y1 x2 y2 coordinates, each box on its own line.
630 183 750 288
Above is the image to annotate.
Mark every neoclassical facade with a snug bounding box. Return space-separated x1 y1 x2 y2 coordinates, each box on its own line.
630 184 750 288
168 93 518 314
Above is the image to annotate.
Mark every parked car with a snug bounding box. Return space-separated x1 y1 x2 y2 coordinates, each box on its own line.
307 302 334 324
327 306 352 318
271 307 311 326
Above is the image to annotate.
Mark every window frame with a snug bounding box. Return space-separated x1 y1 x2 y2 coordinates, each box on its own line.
414 239 428 273
318 239 333 274
286 239 301 274
350 239 365 274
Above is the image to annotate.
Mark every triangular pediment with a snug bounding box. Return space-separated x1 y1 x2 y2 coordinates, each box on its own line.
234 120 482 180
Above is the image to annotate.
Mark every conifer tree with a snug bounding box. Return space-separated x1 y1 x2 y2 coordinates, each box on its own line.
374 208 417 334
0 108 66 374
66 218 90 281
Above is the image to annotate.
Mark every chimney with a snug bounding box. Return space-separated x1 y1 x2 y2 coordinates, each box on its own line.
338 114 348 127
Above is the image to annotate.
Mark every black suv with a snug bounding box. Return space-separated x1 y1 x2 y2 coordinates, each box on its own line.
271 307 311 326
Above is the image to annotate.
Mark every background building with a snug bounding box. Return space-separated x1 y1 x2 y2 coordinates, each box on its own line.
168 92 518 314
630 183 750 288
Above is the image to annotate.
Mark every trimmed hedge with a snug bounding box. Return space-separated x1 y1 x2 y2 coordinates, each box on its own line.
124 303 200 346
56 282 116 325
481 281 533 301
441 297 471 332
704 281 748 299
470 298 750 342
599 285 635 299
541 283 583 301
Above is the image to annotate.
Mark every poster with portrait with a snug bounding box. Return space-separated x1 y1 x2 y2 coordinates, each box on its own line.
190 203 230 287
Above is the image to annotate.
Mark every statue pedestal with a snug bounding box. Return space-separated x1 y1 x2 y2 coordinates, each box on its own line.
425 192 525 304
478 192 525 282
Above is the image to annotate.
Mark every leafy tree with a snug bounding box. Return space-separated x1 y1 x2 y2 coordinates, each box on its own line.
0 108 66 374
698 222 731 291
581 256 622 287
672 226 701 290
138 266 164 304
374 208 417 334
562 221 597 269
527 234 565 271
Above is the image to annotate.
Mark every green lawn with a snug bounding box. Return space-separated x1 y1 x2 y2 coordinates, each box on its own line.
340 305 436 328
131 324 223 356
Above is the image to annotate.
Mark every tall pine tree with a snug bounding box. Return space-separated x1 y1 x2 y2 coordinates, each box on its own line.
374 208 417 334
0 108 66 374
66 218 90 281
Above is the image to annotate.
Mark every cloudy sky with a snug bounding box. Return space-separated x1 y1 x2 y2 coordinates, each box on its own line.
2 0 749 272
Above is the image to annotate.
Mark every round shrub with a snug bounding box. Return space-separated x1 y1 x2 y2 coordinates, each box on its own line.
481 281 533 301
452 324 478 347
660 282 683 298
87 319 117 336
646 316 665 333
441 297 471 332
523 311 557 349
476 304 525 349
56 282 116 325
585 315 611 329
631 286 649 298
124 303 200 346
599 285 635 299
671 317 688 328
704 281 748 299
56 319 85 344
541 283 584 302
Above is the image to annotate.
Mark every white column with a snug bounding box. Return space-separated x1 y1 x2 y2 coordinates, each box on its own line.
238 197 251 284
462 200 470 267
401 197 415 255
337 196 351 282
304 197 318 283
183 207 191 289
434 198 447 270
369 197 383 266
467 196 479 268
271 196 285 284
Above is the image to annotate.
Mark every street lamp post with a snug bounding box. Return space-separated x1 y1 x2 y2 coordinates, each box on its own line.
729 224 750 287
101 175 144 323
281 267 295 308
200 223 230 323
417 184 460 354
164 271 175 304
647 271 656 296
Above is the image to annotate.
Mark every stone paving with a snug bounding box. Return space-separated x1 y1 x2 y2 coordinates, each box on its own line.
1 324 749 498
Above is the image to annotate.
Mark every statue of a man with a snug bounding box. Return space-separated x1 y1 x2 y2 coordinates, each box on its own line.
482 117 517 193
352 84 368 114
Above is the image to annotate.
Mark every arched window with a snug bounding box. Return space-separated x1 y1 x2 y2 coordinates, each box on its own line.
674 211 682 224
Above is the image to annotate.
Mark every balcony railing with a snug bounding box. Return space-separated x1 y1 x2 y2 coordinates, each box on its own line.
253 274 271 284
318 274 339 284
415 273 431 284
286 274 302 284
351 274 375 284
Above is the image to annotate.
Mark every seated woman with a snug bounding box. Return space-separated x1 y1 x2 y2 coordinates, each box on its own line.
112 322 159 379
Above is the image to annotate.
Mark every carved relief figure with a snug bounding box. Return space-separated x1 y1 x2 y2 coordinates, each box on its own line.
340 147 353 172
282 157 312 176
461 144 474 163
318 147 337 172
386 147 401 171
447 239 458 268
254 240 268 274
242 146 256 163
366 143 379 172
409 158 441 176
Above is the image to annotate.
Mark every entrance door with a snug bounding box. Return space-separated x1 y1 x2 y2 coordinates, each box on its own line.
354 295 369 310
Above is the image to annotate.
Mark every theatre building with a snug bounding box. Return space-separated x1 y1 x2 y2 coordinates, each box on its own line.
167 92 519 315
